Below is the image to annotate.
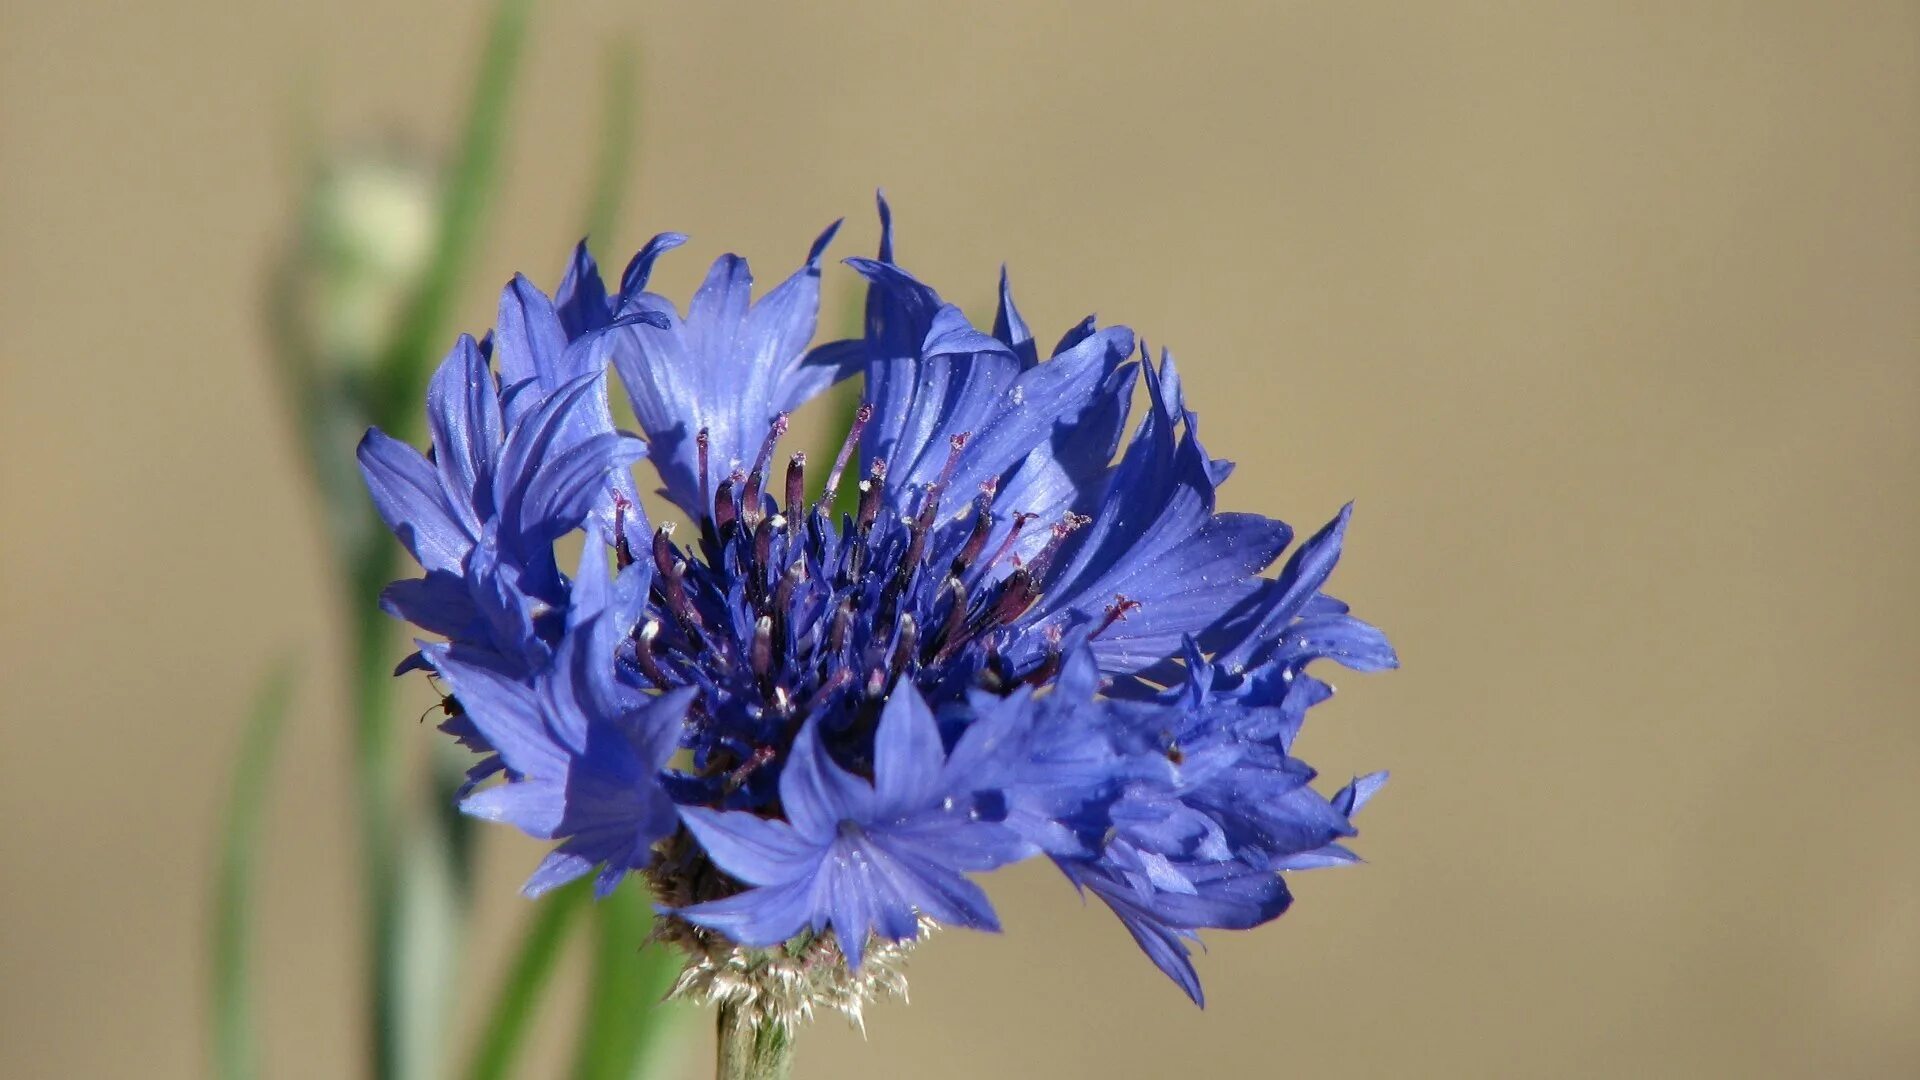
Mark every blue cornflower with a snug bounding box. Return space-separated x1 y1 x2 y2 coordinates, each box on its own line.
360 195 1395 1021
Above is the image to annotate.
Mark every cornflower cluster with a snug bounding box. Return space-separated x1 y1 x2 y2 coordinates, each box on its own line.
359 198 1394 1025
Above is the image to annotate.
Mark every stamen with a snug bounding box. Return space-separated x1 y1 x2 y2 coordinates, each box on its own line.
713 472 744 536
978 568 1041 631
824 402 873 499
773 562 806 624
889 614 919 680
981 511 1039 572
1091 594 1142 639
696 428 712 521
612 497 635 570
752 518 776 580
801 667 852 714
878 495 939 625
950 487 999 576
741 413 790 524
651 524 678 576
633 620 671 687
750 615 775 678
1021 648 1062 688
855 459 887 533
784 452 806 518
931 578 970 663
1025 512 1090 580
930 431 970 504
827 596 855 655
664 559 705 635
725 745 777 793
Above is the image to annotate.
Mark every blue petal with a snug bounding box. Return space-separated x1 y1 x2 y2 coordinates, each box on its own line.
492 274 573 421
991 266 1038 369
611 226 841 518
677 876 818 949
358 428 472 575
777 721 874 841
680 807 820 887
871 682 945 820
554 240 612 338
425 335 504 529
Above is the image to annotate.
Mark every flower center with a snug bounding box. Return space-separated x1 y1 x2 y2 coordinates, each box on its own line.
617 412 1092 796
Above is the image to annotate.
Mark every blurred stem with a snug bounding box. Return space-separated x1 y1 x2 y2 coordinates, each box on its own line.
714 1003 793 1080
355 3 530 1077
210 662 297 1080
463 881 591 1080
352 552 405 1080
370 0 531 437
568 883 681 1080
583 37 640 248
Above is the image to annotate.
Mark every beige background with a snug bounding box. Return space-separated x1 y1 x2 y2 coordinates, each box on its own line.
4 2 1917 1077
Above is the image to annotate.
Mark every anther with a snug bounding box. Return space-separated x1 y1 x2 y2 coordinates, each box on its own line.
742 414 790 525
856 459 887 533
890 615 919 680
1026 512 1090 580
784 452 807 518
725 745 778 794
664 559 705 634
713 474 740 536
931 577 970 662
750 615 775 678
824 402 873 499
752 517 776 578
980 568 1041 630
651 524 677 576
802 667 852 714
612 497 636 569
696 428 713 520
930 432 971 504
1091 594 1142 639
827 596 855 655
1021 648 1062 688
773 562 806 621
982 511 1039 572
950 493 998 576
633 620 671 687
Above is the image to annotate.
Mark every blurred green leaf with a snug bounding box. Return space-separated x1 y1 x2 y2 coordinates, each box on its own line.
394 804 468 1080
371 0 532 440
569 884 682 1080
583 37 641 249
354 4 533 1077
464 879 592 1080
210 661 297 1080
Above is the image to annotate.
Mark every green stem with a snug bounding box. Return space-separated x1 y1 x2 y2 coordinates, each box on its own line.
211 662 297 1080
351 551 404 1080
464 881 590 1080
715 1004 793 1080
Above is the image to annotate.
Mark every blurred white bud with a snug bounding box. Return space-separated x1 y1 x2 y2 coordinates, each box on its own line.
293 153 439 372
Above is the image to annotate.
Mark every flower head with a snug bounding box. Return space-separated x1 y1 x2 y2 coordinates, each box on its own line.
361 195 1395 1023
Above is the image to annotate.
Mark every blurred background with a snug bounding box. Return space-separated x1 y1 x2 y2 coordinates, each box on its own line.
3 2 1916 1077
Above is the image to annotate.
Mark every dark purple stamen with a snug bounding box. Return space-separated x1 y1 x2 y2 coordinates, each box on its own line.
824 403 873 500
613 497 636 569
696 427 712 520
742 413 790 524
784 452 806 518
1091 594 1142 639
855 459 887 534
633 620 671 687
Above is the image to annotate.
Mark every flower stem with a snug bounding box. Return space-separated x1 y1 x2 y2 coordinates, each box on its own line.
715 1002 794 1080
